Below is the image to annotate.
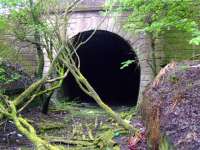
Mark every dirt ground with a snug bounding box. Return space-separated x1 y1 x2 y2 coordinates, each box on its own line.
0 102 147 150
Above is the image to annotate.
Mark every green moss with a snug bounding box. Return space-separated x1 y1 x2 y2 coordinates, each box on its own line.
159 135 175 150
169 75 179 84
38 121 66 133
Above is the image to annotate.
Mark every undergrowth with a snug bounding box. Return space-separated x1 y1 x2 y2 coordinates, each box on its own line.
37 99 136 149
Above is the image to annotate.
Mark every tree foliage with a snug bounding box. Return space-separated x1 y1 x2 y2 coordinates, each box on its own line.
107 0 200 45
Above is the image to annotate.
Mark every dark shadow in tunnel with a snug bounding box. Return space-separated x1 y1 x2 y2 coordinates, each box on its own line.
62 30 140 106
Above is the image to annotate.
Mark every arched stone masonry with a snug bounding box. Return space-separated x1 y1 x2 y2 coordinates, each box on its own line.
44 5 154 103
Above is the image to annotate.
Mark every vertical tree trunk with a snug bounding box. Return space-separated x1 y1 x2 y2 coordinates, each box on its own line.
148 32 157 77
151 36 157 76
29 0 44 78
35 31 44 78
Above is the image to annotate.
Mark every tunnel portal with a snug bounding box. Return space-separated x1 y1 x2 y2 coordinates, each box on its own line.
62 30 140 106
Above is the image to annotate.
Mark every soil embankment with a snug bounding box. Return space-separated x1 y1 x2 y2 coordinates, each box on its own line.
141 61 200 149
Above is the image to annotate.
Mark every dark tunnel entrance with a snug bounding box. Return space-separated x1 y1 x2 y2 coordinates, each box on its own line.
62 30 140 106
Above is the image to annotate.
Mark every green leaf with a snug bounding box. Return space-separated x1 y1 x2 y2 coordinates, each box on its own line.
189 36 200 46
120 60 135 70
0 18 7 31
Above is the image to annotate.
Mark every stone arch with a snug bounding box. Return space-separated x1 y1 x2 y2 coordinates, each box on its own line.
62 29 141 106
44 9 154 104
66 11 154 102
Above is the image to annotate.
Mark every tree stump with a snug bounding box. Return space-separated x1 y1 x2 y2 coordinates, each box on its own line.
141 61 200 149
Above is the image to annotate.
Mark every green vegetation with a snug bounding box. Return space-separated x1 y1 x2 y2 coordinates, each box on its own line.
0 64 21 84
120 60 136 70
37 101 132 150
107 0 200 44
107 0 200 75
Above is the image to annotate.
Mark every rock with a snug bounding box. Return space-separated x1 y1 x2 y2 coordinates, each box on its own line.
0 61 32 95
17 134 23 138
140 61 200 150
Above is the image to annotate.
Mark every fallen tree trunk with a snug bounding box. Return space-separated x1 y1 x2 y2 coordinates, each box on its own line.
60 53 138 133
0 99 61 150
